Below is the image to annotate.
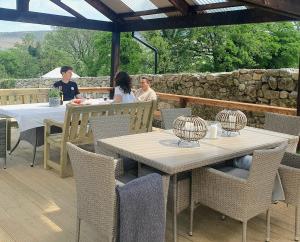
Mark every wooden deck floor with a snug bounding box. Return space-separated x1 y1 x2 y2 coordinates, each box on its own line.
0 130 297 242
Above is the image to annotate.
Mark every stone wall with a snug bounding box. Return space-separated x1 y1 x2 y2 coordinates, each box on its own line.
1 69 298 127
132 69 298 127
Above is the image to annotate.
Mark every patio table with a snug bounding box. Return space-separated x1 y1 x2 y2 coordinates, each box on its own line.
0 99 112 166
0 102 67 166
97 126 298 242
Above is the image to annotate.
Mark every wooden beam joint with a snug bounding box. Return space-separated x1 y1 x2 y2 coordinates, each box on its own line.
168 0 192 15
17 0 30 12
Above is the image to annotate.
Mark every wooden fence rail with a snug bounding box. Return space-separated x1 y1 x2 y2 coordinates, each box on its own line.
79 87 297 116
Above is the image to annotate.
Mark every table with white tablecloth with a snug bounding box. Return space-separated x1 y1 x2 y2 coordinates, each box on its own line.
0 99 112 166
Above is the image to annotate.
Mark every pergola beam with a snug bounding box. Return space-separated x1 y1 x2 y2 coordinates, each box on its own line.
119 9 295 32
0 8 113 31
85 0 123 23
49 0 86 19
235 0 300 19
119 2 244 18
168 0 190 15
16 0 30 11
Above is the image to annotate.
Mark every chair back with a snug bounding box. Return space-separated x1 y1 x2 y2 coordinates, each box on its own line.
161 107 192 129
247 142 287 205
66 142 116 241
89 114 130 155
62 100 156 146
0 88 49 105
264 112 300 136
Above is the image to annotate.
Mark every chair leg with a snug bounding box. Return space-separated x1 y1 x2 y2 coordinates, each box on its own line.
242 221 247 242
76 217 81 242
266 209 270 242
295 206 299 241
189 200 194 236
189 175 194 236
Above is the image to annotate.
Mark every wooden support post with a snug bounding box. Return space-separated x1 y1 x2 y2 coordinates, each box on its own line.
179 98 187 108
110 32 120 99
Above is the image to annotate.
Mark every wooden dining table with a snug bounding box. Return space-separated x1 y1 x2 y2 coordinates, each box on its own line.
97 126 298 242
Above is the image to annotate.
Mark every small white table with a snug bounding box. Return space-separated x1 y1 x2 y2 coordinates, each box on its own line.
98 127 298 242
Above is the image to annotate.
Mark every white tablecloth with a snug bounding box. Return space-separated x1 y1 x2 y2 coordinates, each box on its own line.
0 99 114 132
0 102 66 132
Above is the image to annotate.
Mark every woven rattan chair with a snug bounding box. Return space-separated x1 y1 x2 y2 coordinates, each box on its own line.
66 142 169 242
279 152 300 241
0 119 7 169
160 108 192 129
89 115 130 156
190 142 287 242
264 112 300 153
89 115 132 177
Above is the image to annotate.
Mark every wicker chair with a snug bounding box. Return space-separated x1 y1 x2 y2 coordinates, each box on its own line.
279 152 300 241
0 119 7 169
89 115 130 156
89 114 133 177
66 142 170 242
160 108 192 129
264 112 300 153
190 142 287 242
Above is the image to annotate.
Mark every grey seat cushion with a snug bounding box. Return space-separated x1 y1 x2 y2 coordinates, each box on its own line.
218 166 249 179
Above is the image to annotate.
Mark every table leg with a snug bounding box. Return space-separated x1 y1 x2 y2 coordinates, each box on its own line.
172 174 178 242
9 137 20 155
31 132 37 167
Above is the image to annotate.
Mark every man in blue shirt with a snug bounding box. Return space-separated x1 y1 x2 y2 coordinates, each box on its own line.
53 66 80 101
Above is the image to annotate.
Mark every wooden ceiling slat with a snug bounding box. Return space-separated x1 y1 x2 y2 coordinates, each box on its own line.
85 0 123 23
49 0 86 19
0 7 113 31
120 8 295 32
120 2 245 18
99 0 134 14
168 0 190 15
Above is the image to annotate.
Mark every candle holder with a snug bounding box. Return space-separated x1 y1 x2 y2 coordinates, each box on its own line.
173 116 207 146
215 109 247 136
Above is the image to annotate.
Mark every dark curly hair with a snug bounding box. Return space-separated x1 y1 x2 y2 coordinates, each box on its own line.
114 71 132 94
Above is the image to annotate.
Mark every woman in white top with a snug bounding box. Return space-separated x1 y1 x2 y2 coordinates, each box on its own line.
113 71 136 103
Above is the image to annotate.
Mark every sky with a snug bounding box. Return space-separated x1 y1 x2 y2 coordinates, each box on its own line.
0 0 111 32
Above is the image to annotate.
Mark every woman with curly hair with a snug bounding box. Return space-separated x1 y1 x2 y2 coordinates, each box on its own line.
113 71 136 103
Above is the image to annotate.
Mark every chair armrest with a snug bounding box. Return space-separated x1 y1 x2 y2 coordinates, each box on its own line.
205 167 248 184
44 119 63 128
192 167 249 208
281 152 300 169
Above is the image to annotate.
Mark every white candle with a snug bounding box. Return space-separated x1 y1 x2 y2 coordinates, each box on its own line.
209 124 218 139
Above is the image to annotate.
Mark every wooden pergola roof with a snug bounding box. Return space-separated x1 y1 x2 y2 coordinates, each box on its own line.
0 0 298 32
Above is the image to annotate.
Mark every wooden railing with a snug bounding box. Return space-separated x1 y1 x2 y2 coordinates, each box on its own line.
79 87 297 116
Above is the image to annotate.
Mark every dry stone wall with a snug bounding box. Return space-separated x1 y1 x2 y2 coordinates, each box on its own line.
1 69 298 127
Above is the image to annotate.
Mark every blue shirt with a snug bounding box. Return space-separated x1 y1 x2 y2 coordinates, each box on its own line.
53 80 80 101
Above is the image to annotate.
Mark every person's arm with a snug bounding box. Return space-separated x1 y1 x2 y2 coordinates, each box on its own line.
114 95 122 103
74 83 81 99
113 86 122 103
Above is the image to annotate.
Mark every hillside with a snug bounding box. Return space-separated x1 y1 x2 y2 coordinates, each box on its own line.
0 31 50 50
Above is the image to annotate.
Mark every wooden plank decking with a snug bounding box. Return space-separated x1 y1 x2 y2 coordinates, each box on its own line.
0 129 296 242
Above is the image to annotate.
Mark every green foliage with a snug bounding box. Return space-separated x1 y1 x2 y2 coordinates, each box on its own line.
0 22 299 79
0 79 16 89
48 88 61 98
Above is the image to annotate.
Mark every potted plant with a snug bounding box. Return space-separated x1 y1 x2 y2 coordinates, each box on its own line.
48 88 61 107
